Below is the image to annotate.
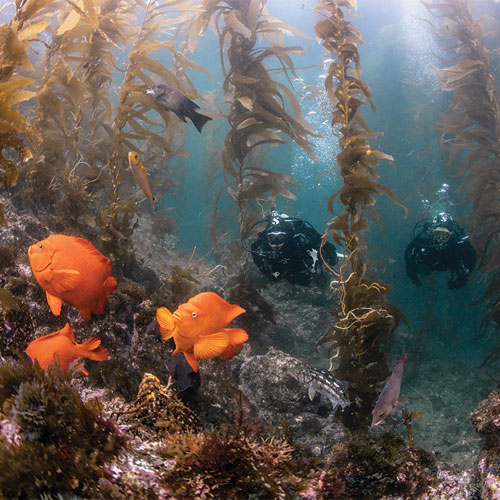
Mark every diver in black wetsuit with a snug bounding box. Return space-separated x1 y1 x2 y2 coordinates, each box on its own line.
405 212 476 289
250 209 339 286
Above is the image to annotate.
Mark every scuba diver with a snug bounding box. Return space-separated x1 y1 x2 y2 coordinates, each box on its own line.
249 209 339 286
405 212 476 289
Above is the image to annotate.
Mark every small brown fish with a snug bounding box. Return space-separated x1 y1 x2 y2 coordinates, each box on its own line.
128 152 155 202
371 350 407 426
146 83 212 133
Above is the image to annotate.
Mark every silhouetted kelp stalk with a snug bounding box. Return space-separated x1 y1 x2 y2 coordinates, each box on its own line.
0 0 55 226
187 0 317 279
423 0 500 331
314 0 407 427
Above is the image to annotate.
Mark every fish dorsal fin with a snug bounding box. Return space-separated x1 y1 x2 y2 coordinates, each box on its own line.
49 269 80 294
156 307 175 339
59 322 76 342
71 237 111 268
194 331 229 360
190 292 246 326
29 322 75 346
46 292 62 316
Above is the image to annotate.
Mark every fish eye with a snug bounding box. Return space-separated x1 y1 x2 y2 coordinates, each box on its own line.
39 244 43 249
191 312 197 318
134 154 138 159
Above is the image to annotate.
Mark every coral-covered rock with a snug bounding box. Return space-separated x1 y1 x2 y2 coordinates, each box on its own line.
471 390 500 443
478 448 500 500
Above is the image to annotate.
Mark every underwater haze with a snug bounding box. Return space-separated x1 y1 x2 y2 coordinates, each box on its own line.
2 0 500 497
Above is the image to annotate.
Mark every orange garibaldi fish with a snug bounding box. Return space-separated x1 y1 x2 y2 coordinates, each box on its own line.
28 234 117 322
156 292 248 372
26 323 109 375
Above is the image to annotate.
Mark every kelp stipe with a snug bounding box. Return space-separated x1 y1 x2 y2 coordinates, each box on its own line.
423 1 500 336
187 0 317 280
314 0 407 427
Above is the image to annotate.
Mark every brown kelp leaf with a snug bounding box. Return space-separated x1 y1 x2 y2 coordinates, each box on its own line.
225 10 252 39
83 0 99 29
18 21 50 41
0 24 33 78
236 96 254 111
57 5 82 35
238 177 274 200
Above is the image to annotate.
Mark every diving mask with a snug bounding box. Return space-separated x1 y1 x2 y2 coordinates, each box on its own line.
433 227 451 244
267 231 286 249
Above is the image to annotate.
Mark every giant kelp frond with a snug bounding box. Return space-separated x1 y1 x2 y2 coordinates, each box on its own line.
0 0 54 225
24 0 130 233
193 0 316 278
97 0 204 266
423 0 500 335
315 0 406 427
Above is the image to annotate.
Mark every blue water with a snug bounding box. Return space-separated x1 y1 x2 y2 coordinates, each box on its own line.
164 0 497 465
2 0 495 468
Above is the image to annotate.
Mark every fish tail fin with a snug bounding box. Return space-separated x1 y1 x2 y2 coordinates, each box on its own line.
156 307 175 340
81 336 109 362
93 276 117 315
187 110 212 133
226 328 248 346
220 328 248 360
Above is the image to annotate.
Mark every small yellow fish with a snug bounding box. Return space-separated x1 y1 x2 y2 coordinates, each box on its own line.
128 152 155 202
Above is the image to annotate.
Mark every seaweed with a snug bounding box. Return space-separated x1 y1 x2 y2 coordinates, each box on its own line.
329 431 437 499
402 408 421 448
423 1 500 340
159 425 344 499
0 0 52 225
115 372 200 433
314 0 407 428
98 0 204 269
0 358 125 499
188 0 317 280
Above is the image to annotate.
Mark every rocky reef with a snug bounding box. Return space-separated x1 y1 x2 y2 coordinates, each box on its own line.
0 194 484 498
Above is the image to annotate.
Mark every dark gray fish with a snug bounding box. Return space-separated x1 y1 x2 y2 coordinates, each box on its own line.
301 367 349 412
165 352 201 404
146 83 212 133
371 350 407 426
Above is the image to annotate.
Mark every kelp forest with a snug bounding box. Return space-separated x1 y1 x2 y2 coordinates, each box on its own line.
2 0 500 497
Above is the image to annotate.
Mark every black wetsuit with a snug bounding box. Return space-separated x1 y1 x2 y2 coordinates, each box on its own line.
405 223 476 289
251 216 338 286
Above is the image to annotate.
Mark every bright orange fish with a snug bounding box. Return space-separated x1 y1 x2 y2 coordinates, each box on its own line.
128 152 156 202
28 234 117 322
156 292 248 372
26 323 109 375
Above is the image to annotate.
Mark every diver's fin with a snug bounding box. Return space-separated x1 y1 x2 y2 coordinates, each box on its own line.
46 292 62 316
